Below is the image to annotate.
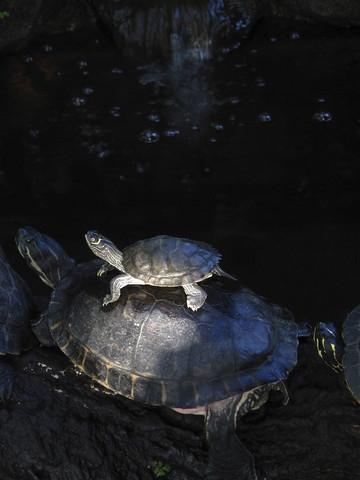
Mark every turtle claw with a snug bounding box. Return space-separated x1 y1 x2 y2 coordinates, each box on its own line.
102 295 112 307
102 292 121 307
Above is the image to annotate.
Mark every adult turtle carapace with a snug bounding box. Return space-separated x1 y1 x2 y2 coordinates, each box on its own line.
85 231 236 311
17 226 304 480
0 245 36 402
0 246 34 355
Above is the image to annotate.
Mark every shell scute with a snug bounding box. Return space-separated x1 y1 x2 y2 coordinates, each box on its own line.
168 249 191 272
123 235 220 286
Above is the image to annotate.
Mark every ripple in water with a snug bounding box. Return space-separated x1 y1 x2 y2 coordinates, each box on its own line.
139 129 160 144
313 112 332 122
258 112 272 122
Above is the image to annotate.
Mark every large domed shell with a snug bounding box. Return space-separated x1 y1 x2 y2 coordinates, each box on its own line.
48 262 298 409
122 235 221 286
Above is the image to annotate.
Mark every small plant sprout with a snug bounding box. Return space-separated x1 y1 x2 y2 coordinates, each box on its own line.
152 460 171 477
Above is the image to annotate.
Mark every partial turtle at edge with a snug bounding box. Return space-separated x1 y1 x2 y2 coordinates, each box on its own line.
17 226 308 480
314 307 360 403
0 245 35 401
85 231 236 311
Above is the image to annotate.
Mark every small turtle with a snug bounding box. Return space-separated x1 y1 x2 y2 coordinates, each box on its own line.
85 232 236 311
17 226 306 480
0 245 35 401
314 307 360 403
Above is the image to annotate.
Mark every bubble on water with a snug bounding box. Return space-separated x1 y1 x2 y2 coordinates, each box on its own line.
211 123 224 131
255 77 266 87
312 112 332 122
42 45 53 53
317 98 326 103
82 87 94 95
209 138 217 143
110 106 121 117
163 129 180 137
29 129 40 138
72 97 86 107
290 32 300 40
258 112 272 122
77 60 88 69
86 141 111 157
269 37 277 43
139 129 160 144
111 67 123 74
147 114 160 123
23 55 34 63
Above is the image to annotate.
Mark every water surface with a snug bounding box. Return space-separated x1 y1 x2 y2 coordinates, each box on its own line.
1 19 360 328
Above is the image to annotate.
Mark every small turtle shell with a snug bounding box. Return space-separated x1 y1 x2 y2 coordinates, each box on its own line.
122 235 221 286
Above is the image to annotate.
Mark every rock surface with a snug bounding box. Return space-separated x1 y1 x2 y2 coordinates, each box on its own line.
1 0 360 57
0 340 358 479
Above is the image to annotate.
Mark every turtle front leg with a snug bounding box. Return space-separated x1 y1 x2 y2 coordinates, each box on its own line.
103 274 145 306
97 262 116 277
205 395 258 480
183 283 207 311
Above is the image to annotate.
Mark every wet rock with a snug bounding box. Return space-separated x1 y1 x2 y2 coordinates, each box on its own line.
0 0 93 54
0 340 358 479
84 0 263 59
268 0 360 26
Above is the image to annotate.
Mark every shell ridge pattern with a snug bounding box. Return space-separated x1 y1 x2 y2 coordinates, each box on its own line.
132 290 158 379
123 235 221 286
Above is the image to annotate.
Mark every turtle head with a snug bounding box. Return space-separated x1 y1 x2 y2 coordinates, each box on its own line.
85 230 124 270
16 226 75 289
313 322 344 373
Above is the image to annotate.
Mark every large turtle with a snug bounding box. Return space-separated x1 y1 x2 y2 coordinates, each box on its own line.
314 307 360 403
17 226 306 480
85 231 236 311
0 245 35 401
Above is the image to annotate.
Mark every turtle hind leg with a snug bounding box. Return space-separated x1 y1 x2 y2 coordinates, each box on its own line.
103 274 145 306
205 395 258 480
183 283 207 311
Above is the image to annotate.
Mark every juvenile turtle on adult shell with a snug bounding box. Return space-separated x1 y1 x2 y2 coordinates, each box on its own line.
314 307 360 403
85 231 236 311
17 226 307 480
0 245 35 401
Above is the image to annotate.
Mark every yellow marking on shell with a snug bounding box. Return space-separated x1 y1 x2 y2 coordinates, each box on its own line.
103 365 110 389
193 382 200 406
81 347 89 368
50 320 63 331
130 373 139 399
223 380 231 393
161 381 167 405
61 335 72 350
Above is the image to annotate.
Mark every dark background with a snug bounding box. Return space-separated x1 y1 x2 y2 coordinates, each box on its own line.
1 19 360 328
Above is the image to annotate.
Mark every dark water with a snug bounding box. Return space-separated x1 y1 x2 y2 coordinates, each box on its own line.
1 18 360 330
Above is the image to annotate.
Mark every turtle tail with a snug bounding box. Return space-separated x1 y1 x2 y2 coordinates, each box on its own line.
213 265 237 281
